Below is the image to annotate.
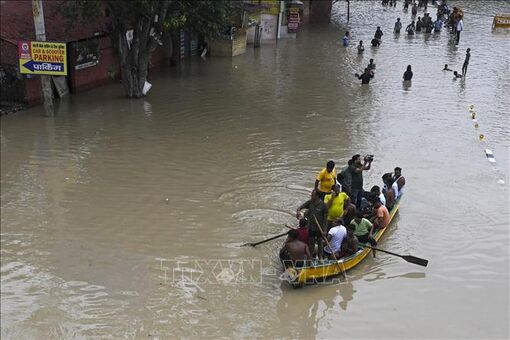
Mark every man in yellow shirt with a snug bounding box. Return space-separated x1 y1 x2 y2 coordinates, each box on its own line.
324 184 349 228
315 160 336 200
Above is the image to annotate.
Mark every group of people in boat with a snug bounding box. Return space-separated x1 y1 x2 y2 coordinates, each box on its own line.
280 155 406 268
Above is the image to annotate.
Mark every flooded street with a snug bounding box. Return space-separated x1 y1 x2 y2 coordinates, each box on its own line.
1 1 509 338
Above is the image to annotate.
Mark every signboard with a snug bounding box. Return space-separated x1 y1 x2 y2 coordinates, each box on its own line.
180 31 185 59
18 41 67 76
250 0 280 15
288 12 300 33
73 40 100 70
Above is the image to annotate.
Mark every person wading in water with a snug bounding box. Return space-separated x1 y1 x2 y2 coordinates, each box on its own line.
403 65 413 81
462 48 471 76
356 68 374 84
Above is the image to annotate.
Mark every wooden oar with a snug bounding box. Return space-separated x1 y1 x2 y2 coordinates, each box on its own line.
358 243 429 267
240 230 289 247
313 215 346 277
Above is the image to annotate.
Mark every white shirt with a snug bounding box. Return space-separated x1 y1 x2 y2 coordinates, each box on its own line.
379 192 386 206
392 176 404 198
456 20 463 32
392 181 400 199
325 225 347 254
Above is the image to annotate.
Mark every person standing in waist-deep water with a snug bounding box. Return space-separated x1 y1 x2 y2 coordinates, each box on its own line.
394 18 402 33
357 40 365 54
434 17 444 32
416 17 423 32
406 21 416 35
367 58 376 73
403 65 413 81
357 68 374 84
462 48 471 75
456 17 463 45
374 26 384 41
343 31 350 46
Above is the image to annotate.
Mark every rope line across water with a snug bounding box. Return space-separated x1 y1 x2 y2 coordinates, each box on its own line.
468 105 505 185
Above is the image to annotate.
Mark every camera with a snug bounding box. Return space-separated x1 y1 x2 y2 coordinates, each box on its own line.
364 154 374 162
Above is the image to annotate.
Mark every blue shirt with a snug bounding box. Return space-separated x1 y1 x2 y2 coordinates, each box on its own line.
343 36 349 46
434 20 443 30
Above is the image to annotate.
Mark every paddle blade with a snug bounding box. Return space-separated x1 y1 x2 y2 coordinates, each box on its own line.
402 255 428 267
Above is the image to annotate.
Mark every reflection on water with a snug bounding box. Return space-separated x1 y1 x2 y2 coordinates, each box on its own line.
1 0 509 338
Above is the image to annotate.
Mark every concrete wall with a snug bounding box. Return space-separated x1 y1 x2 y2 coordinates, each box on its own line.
210 31 247 57
232 31 247 56
0 63 25 103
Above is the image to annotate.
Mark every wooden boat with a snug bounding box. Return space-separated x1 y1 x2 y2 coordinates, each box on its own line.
282 197 402 287
493 14 510 28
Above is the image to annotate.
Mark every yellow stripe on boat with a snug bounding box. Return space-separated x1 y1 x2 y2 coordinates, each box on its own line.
291 197 402 285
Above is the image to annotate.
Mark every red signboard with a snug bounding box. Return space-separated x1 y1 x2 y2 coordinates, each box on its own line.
18 41 31 59
288 13 300 33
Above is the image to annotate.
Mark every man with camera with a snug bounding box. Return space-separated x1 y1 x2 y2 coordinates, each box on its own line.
348 154 373 209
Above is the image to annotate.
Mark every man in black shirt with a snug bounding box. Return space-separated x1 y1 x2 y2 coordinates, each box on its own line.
462 48 471 76
348 154 373 208
356 68 374 84
374 26 384 40
296 190 328 260
403 65 413 81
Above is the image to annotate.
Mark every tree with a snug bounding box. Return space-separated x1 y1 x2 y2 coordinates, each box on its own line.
61 0 235 98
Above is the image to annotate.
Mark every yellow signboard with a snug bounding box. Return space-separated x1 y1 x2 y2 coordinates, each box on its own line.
18 41 67 76
251 0 280 15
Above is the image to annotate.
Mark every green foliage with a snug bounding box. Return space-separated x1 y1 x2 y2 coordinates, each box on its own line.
59 0 237 37
167 0 241 38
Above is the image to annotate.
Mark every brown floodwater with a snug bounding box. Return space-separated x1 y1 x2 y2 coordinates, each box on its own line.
1 1 509 339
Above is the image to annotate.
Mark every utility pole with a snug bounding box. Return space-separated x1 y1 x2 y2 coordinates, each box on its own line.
347 0 350 23
32 0 54 115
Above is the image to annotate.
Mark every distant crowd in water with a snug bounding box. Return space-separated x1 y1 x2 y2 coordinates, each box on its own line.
341 0 471 86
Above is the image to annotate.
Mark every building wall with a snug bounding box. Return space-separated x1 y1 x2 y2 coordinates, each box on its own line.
210 31 247 57
68 36 119 93
260 14 278 42
0 0 167 106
